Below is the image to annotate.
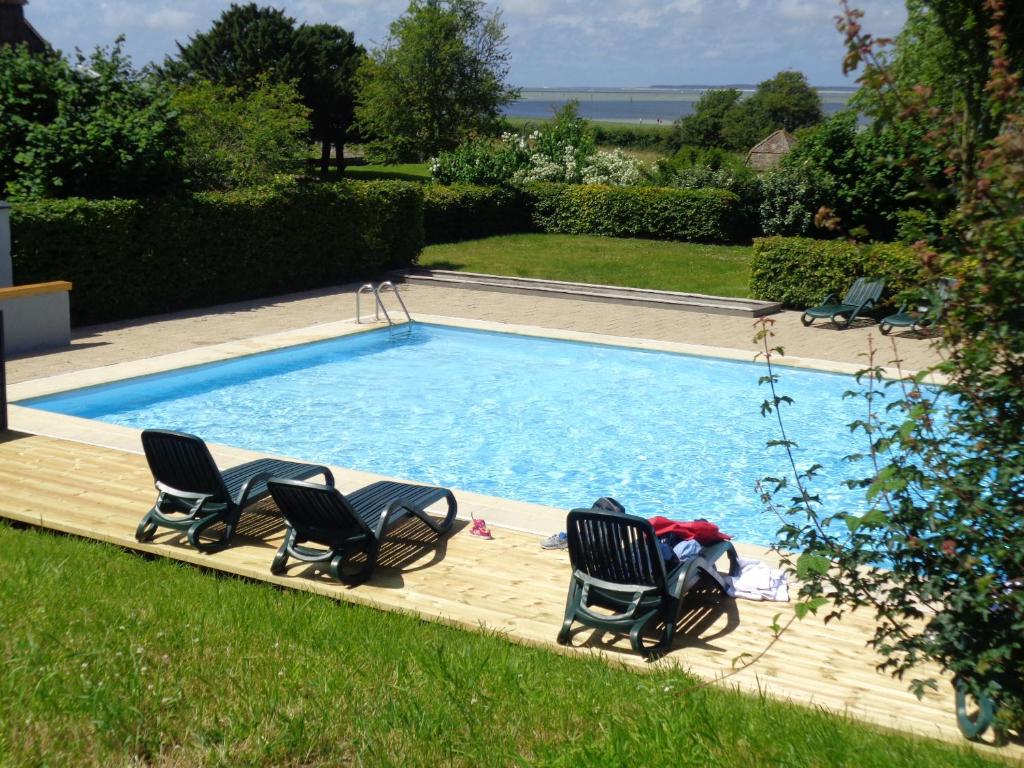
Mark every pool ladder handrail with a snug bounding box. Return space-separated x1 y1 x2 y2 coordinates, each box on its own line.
356 281 413 333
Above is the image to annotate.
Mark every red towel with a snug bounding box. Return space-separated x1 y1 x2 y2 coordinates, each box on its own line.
649 517 732 545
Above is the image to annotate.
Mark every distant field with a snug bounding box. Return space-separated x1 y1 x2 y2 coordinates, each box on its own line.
421 233 753 297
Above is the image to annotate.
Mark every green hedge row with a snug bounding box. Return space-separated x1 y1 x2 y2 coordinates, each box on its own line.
421 182 744 245
11 180 422 325
528 183 741 243
749 236 923 309
422 184 533 244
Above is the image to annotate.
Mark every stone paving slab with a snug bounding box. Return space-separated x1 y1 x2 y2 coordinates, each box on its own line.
6 281 943 384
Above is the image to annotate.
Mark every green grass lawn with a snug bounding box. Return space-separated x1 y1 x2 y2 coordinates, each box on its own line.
421 234 753 298
0 524 1002 767
343 162 432 182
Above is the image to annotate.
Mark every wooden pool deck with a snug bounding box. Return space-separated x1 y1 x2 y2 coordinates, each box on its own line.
0 430 1013 758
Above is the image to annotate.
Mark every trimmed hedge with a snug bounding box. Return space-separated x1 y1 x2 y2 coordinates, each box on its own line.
422 183 534 244
749 236 923 309
528 183 742 243
11 180 423 325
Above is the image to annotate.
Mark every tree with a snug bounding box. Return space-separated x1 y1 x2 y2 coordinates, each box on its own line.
163 4 364 175
355 0 518 162
721 71 824 151
171 78 310 189
294 24 363 175
0 40 181 199
672 88 742 149
763 0 1024 739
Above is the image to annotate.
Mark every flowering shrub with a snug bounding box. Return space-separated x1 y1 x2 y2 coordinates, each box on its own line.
430 132 532 185
431 103 649 187
580 149 647 186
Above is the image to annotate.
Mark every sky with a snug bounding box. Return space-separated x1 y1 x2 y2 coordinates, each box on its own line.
25 0 908 87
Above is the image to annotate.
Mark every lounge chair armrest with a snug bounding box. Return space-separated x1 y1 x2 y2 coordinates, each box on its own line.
821 292 839 305
236 471 271 508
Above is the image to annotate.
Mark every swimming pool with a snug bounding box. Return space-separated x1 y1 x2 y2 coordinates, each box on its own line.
24 323 873 545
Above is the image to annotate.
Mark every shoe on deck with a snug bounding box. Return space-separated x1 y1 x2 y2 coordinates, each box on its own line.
541 531 568 550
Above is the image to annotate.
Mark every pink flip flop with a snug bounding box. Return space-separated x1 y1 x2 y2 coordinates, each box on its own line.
470 517 493 540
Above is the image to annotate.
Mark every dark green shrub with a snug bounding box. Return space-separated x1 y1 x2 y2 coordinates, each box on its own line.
527 183 741 243
749 236 921 308
11 180 422 325
422 183 533 243
591 122 673 151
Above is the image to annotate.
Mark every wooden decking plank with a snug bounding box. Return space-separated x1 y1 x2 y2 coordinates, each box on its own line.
0 433 1014 756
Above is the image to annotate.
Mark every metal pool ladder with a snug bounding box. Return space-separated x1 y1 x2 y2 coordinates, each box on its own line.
356 281 413 334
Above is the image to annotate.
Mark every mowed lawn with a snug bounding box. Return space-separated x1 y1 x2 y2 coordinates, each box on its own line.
0 524 1004 768
421 234 753 297
343 162 432 181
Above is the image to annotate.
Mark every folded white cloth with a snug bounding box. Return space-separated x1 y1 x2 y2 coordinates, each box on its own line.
723 557 789 602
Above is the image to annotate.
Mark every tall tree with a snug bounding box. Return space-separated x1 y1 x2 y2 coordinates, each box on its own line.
721 71 824 151
163 4 364 175
672 88 742 149
355 0 518 162
294 24 363 175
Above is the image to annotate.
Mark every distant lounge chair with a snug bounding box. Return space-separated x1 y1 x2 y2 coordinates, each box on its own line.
266 478 457 584
880 279 951 335
135 429 334 552
801 277 886 328
556 508 738 657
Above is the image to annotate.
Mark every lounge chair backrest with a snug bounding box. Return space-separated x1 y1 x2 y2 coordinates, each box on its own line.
844 277 885 306
566 509 667 590
268 479 372 538
141 429 227 498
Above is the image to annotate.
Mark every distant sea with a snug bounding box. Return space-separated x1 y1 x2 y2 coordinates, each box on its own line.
503 86 855 124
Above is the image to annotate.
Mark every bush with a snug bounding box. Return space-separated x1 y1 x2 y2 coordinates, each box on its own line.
528 183 741 243
11 180 422 325
430 134 532 186
749 236 922 308
757 165 835 237
591 122 673 151
654 147 762 237
171 78 311 190
422 183 533 244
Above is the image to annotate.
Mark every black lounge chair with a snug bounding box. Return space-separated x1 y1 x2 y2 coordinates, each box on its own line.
266 477 457 584
135 429 334 552
556 508 738 657
801 277 886 328
880 279 951 335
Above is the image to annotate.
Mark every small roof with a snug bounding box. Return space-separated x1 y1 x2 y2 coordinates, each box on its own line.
745 129 798 169
0 0 48 53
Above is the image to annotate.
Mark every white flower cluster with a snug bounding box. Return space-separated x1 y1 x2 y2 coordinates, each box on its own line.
581 149 646 186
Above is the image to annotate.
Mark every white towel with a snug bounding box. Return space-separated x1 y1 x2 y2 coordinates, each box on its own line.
723 557 789 602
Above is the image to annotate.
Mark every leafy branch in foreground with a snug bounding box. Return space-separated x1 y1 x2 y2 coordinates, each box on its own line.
757 0 1023 742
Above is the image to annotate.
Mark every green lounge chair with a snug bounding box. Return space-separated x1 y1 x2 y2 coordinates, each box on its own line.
135 429 334 552
801 277 886 328
266 477 457 584
880 279 950 335
556 508 738 657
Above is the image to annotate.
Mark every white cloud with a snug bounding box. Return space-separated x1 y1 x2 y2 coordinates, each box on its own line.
26 0 909 86
143 8 196 32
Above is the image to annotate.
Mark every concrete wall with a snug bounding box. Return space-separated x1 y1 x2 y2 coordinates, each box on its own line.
0 290 71 355
0 202 72 355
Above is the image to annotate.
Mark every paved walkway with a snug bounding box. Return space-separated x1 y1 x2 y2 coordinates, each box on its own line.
7 282 943 383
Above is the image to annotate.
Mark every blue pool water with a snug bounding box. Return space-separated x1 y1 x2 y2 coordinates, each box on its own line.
24 324 873 545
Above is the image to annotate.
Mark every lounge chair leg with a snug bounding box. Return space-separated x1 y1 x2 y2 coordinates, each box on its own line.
270 543 290 575
135 511 158 542
800 313 813 327
880 322 892 335
956 678 996 741
557 580 582 646
189 520 228 553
